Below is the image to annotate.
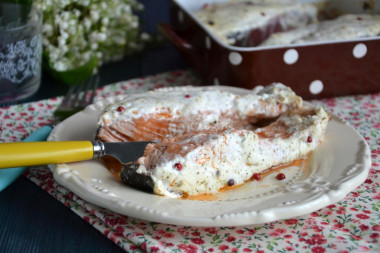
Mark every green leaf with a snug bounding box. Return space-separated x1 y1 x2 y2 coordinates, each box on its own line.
43 51 98 86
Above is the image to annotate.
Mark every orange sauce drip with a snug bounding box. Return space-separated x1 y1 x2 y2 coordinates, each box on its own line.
260 157 308 179
103 153 311 201
182 155 311 201
102 156 122 181
186 194 218 201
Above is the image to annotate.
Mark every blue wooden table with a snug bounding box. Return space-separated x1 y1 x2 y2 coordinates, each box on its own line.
0 1 188 251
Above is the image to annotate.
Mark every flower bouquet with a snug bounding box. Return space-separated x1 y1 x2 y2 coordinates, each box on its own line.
13 0 149 84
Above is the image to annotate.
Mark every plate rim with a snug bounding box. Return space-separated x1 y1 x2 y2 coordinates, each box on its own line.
47 86 372 227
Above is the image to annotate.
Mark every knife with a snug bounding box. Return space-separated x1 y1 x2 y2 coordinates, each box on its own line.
0 141 152 169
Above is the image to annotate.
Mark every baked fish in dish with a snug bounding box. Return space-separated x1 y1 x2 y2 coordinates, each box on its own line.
260 14 380 46
97 83 302 143
120 106 330 198
193 0 319 46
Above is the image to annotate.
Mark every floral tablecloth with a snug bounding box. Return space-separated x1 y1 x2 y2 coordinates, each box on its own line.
0 70 379 253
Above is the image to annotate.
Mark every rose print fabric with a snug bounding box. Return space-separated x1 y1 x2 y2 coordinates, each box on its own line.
1 70 379 252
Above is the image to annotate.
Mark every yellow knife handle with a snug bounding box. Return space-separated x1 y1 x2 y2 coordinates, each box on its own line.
0 141 94 169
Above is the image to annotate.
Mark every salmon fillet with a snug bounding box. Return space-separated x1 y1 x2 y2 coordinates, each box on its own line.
96 83 330 198
120 106 330 198
97 83 302 142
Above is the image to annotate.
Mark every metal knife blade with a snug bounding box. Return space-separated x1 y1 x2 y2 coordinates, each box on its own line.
93 141 153 164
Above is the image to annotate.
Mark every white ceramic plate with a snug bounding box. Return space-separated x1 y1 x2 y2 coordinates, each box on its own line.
48 86 371 227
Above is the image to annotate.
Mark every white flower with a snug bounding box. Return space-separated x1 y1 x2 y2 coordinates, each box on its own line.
54 61 66 71
82 52 91 62
60 21 68 30
90 10 99 22
61 11 70 20
131 21 138 29
68 19 76 27
74 9 80 17
123 5 131 13
84 18 92 30
58 38 66 47
113 36 126 45
35 0 149 72
61 45 68 53
97 33 106 42
102 17 109 26
67 26 76 35
91 43 98 50
60 32 69 40
43 24 53 36
141 32 151 41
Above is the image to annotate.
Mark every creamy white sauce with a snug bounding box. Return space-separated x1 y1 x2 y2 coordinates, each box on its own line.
148 107 329 198
98 83 302 134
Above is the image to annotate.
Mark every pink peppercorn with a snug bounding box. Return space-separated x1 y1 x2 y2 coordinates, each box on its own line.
251 173 261 181
174 163 182 171
276 173 286 180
